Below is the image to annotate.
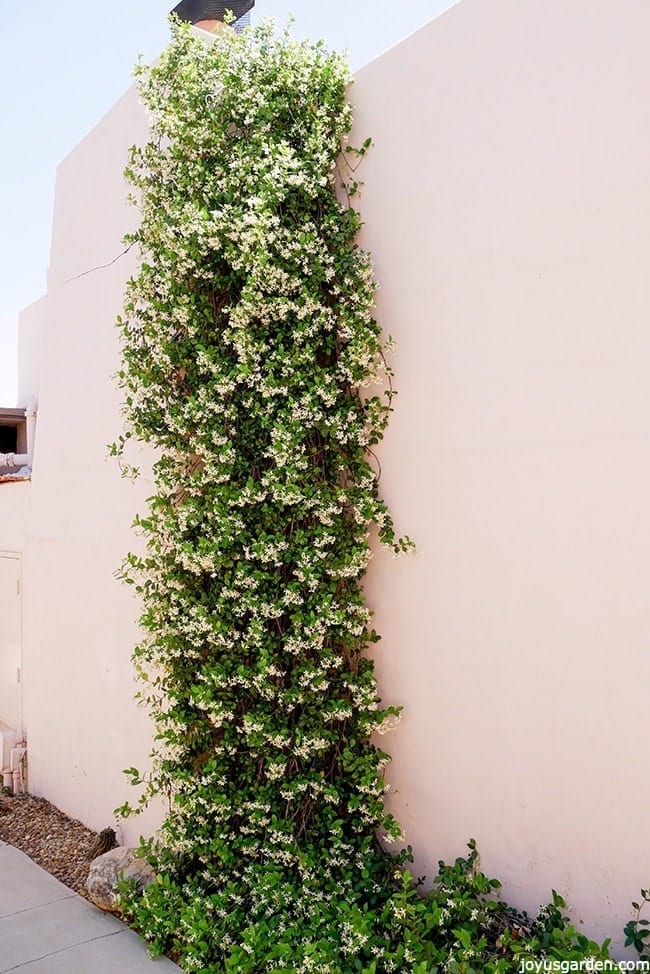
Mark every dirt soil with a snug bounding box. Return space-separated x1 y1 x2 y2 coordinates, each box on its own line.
0 793 102 898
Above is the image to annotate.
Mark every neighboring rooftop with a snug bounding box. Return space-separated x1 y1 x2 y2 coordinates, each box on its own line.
0 407 30 482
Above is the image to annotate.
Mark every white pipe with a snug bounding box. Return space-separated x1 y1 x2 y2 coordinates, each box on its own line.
10 745 26 773
10 745 26 795
0 453 29 469
24 402 37 466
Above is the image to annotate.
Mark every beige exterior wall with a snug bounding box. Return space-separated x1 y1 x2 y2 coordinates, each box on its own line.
0 0 647 949
357 0 650 952
0 87 162 842
0 496 28 735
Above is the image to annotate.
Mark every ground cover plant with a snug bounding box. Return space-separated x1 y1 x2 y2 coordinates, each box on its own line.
114 17 630 972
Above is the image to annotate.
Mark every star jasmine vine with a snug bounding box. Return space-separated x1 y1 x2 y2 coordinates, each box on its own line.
115 18 621 974
115 16 414 971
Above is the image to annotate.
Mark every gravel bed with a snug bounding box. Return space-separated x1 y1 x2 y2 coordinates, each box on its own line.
0 793 101 897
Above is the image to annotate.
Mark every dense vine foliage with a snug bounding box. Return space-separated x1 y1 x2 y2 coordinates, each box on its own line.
116 18 413 969
116 19 619 973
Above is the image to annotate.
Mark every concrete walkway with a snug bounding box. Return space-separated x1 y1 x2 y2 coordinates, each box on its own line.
0 841 182 973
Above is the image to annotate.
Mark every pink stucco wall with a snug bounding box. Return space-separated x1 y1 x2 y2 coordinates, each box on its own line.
357 0 650 951
15 87 163 843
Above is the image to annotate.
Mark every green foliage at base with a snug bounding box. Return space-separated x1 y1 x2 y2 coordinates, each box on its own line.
120 840 613 972
115 17 629 973
625 889 650 958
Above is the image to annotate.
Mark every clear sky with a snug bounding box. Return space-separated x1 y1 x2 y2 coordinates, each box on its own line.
0 0 456 404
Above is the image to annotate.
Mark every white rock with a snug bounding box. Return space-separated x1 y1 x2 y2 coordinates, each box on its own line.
86 846 155 912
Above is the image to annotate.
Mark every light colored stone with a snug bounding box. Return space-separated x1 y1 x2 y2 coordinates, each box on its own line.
85 847 155 913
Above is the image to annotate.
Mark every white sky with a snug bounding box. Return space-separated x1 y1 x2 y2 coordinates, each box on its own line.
0 0 457 404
